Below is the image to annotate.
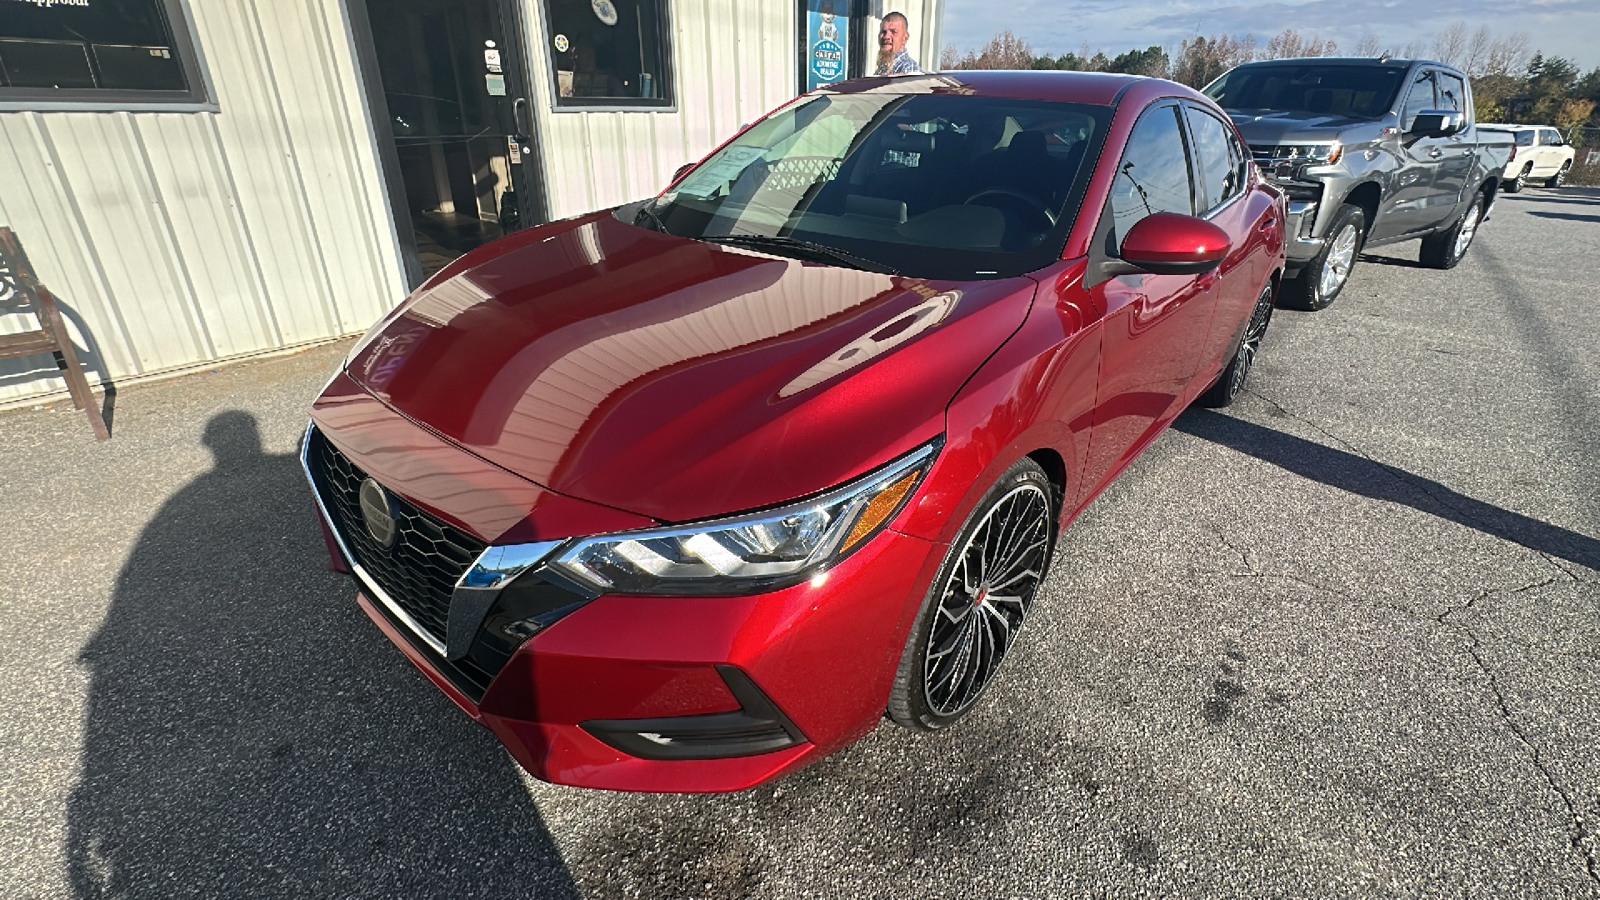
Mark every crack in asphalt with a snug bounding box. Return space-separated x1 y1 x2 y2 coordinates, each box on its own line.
1438 589 1600 888
1243 388 1586 584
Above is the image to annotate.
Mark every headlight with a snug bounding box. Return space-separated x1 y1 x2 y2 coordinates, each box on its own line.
1277 143 1342 165
546 439 942 596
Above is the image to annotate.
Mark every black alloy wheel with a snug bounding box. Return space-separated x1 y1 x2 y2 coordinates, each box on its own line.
887 458 1054 730
1198 282 1275 408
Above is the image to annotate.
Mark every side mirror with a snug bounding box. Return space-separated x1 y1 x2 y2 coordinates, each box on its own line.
1409 110 1464 139
1106 212 1231 277
672 162 695 183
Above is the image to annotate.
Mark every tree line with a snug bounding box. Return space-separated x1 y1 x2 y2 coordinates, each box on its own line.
940 22 1599 136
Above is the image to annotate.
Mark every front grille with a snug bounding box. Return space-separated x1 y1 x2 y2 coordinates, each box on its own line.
306 427 486 645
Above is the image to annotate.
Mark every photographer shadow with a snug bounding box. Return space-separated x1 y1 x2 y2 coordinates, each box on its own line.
67 411 578 898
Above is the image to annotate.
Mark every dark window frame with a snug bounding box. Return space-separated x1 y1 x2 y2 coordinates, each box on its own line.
1181 102 1247 216
0 0 213 112
537 0 675 112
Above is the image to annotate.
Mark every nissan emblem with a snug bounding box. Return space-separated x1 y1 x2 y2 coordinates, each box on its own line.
358 478 399 549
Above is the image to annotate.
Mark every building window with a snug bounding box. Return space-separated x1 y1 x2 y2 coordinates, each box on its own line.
0 0 209 109
543 0 672 109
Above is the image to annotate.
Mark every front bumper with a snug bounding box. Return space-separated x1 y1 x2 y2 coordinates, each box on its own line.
1283 200 1325 269
355 525 939 792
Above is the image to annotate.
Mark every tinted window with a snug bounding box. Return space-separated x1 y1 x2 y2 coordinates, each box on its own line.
1515 130 1536 147
1436 73 1466 113
642 92 1110 279
1205 64 1407 119
1184 105 1245 214
1111 104 1193 243
1399 70 1434 131
545 0 673 108
1545 129 1563 146
0 0 201 101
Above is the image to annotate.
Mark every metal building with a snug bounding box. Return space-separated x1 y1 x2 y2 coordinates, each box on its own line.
0 0 942 408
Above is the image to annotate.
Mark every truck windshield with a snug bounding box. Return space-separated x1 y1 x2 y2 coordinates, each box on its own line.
634 91 1110 280
1204 65 1408 119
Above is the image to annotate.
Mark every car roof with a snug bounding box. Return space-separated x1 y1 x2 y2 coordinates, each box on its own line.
1233 57 1444 69
1479 123 1539 130
820 70 1172 107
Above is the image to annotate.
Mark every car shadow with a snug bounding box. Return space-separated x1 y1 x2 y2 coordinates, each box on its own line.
1173 408 1599 573
66 411 579 899
1525 210 1600 224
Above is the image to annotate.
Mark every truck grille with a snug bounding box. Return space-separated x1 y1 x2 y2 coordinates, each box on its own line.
305 427 486 646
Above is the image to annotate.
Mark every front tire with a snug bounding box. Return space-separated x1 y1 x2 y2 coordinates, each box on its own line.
887 458 1054 731
1282 203 1363 311
1548 162 1570 188
1420 192 1484 270
1198 282 1275 408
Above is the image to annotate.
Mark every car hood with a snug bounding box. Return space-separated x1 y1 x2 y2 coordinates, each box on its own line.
345 210 1038 525
1227 109 1378 145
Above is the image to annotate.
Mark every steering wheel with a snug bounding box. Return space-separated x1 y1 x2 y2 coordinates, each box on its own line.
963 188 1057 233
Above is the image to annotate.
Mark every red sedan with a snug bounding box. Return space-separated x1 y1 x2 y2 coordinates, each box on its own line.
304 71 1285 792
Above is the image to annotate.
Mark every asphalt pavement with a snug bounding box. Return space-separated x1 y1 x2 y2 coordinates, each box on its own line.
2 186 1597 899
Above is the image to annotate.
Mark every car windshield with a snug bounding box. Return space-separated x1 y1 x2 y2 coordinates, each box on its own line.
631 90 1111 279
1204 65 1407 119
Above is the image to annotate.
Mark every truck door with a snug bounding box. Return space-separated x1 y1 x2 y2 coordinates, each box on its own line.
1431 71 1474 217
1371 68 1444 240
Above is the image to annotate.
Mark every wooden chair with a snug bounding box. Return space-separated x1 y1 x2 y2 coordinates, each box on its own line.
0 227 110 439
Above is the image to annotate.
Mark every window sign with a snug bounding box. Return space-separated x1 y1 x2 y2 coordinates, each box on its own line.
543 0 672 109
803 0 848 91
0 0 209 108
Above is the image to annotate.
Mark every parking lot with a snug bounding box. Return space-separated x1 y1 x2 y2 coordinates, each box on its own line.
2 185 1596 898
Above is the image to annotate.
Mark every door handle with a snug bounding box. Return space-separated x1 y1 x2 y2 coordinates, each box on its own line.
513 97 531 141
1258 215 1277 234
1429 147 1443 158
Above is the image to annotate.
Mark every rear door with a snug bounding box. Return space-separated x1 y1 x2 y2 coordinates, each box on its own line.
1078 101 1215 502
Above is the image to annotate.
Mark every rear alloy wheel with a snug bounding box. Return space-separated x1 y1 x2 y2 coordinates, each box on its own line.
1198 282 1275 408
1282 203 1363 311
1548 162 1570 188
1420 192 1484 270
1504 163 1530 193
888 458 1053 730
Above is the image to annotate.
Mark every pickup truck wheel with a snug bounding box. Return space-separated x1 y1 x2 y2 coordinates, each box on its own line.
1548 162 1570 188
1504 164 1530 193
1198 282 1275 408
1282 203 1363 311
1419 192 1484 270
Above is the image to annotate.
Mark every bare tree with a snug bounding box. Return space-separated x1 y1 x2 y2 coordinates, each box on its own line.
1354 31 1382 57
939 43 960 70
1484 32 1530 77
1464 25 1493 76
1431 21 1469 67
1263 29 1337 59
967 28 1036 70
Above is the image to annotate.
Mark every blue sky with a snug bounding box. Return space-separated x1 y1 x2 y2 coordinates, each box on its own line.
939 0 1600 73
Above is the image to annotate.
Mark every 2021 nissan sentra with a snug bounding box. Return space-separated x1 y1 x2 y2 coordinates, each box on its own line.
303 71 1286 792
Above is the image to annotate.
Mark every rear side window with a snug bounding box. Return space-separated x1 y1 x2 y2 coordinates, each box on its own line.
1436 73 1466 114
1110 104 1194 244
1516 130 1535 147
1184 104 1246 214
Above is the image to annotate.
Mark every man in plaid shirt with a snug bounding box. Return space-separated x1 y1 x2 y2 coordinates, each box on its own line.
873 11 922 75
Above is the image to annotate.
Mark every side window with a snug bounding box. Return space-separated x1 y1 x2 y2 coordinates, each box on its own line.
1184 105 1245 214
1399 70 1434 131
1110 105 1195 244
1546 129 1564 146
1436 73 1466 114
0 0 210 108
544 0 674 109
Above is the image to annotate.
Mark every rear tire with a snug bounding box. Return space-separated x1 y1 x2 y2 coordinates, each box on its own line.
1198 282 1275 408
1281 203 1363 312
1548 162 1570 188
1504 164 1530 193
887 458 1054 731
1419 192 1484 270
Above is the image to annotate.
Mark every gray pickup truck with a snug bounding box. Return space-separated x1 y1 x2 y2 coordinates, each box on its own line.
1204 58 1514 309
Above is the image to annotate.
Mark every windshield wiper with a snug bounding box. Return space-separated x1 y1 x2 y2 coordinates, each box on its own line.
699 233 899 275
633 200 671 233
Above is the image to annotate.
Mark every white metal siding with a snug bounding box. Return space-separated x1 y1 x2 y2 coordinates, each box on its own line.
0 0 406 405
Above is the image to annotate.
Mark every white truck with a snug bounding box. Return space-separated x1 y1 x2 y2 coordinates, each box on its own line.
1480 124 1576 191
